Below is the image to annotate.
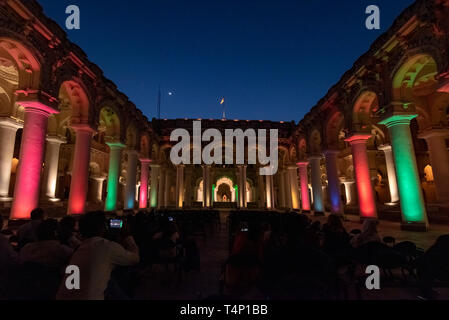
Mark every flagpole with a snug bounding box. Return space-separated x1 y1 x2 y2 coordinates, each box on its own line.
157 86 162 119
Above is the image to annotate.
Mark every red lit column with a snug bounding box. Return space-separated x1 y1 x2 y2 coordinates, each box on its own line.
297 162 311 212
139 159 151 209
345 134 377 219
11 104 58 219
68 126 95 215
324 150 343 215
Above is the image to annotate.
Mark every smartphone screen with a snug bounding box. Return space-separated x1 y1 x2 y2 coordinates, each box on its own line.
110 219 123 229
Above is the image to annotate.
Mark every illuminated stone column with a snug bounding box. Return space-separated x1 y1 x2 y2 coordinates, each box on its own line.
11 104 58 220
92 175 106 202
278 171 286 208
67 127 95 214
184 166 193 207
257 172 265 208
158 167 166 209
176 165 185 208
139 159 151 209
238 165 247 208
324 150 343 215
283 170 292 209
378 144 399 204
380 109 428 230
288 165 300 210
105 142 125 212
123 150 138 210
164 170 170 206
42 136 65 201
345 134 377 220
309 155 324 215
342 180 356 206
266 173 275 209
202 165 211 208
419 129 449 206
150 164 160 208
297 162 311 212
0 118 22 201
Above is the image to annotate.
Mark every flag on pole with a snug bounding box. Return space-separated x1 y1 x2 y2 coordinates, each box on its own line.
220 97 226 119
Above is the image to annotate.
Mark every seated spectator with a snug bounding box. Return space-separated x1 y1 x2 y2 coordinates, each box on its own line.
0 214 18 298
322 214 350 253
417 235 449 299
232 222 262 258
221 253 264 300
56 211 140 300
350 219 381 248
17 208 46 249
19 219 73 269
59 216 82 249
152 217 181 259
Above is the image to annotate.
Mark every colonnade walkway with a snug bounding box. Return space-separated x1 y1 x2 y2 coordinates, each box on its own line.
133 211 449 300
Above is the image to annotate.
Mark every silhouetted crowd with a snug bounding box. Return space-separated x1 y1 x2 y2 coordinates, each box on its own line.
215 211 449 300
1 208 449 300
0 208 200 300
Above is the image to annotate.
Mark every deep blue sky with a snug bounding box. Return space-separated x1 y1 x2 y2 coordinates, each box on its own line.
38 0 415 122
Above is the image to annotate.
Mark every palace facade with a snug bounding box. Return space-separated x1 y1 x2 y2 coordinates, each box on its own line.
1 0 449 231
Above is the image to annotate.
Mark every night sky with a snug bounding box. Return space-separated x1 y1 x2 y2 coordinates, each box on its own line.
38 0 415 122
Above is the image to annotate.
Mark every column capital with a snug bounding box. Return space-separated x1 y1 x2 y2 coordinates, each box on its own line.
125 149 139 156
17 100 59 117
378 144 392 152
418 127 449 140
308 154 323 161
0 117 23 130
150 164 161 169
71 124 97 134
92 174 107 182
106 141 126 150
323 149 340 156
297 161 309 167
378 102 418 127
139 158 152 164
46 135 66 145
345 134 372 145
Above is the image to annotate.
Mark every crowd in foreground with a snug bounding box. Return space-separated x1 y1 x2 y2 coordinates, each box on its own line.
0 208 197 300
0 208 449 300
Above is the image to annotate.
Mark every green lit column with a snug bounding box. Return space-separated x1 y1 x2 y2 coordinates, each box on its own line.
379 103 428 231
105 142 125 212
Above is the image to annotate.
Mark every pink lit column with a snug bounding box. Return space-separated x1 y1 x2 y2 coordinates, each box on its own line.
68 126 95 215
139 159 151 209
345 135 377 219
11 104 58 220
297 162 311 212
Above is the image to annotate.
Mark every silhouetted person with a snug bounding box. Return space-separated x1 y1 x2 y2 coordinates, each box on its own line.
56 211 139 300
59 216 81 249
0 214 18 298
19 218 72 269
17 208 46 249
350 219 380 248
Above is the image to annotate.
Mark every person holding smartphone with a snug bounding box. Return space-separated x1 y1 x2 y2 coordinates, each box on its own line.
56 211 139 300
